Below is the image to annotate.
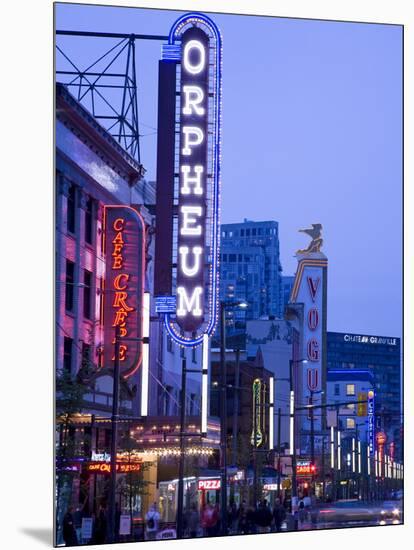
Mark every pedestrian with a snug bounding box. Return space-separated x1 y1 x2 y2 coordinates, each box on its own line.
246 505 256 534
72 506 83 544
228 501 239 534
298 500 307 529
201 502 219 536
62 506 78 547
186 503 199 538
238 500 248 534
145 502 160 541
273 498 286 532
255 499 273 533
93 504 108 544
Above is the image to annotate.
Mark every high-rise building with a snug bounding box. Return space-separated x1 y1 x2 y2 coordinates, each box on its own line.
220 220 283 330
327 331 402 459
281 275 295 314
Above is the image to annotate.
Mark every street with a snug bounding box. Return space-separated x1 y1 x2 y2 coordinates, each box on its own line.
295 500 403 530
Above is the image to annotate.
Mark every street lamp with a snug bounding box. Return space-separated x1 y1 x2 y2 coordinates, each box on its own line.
307 389 324 496
219 299 248 535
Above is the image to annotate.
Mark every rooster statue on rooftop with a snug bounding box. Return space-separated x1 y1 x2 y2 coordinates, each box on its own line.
296 223 323 255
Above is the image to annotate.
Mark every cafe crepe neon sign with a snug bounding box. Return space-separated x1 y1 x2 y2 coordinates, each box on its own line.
103 205 145 378
87 462 141 474
163 13 223 347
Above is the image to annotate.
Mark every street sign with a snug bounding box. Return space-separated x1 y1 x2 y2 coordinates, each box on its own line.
81 518 93 541
119 515 131 535
155 295 176 313
156 529 177 540
326 408 337 428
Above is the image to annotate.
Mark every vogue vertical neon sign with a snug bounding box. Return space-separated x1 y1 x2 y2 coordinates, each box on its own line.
163 12 222 346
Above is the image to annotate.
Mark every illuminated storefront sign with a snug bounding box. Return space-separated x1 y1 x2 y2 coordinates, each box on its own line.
198 478 221 490
162 13 223 347
87 462 141 474
368 390 375 455
103 205 145 378
296 461 316 476
263 483 279 491
251 378 263 447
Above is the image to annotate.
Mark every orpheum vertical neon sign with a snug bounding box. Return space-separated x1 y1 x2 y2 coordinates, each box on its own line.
163 13 222 346
176 27 209 332
103 205 145 378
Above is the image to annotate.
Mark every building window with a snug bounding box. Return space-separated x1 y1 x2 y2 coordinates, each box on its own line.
65 260 75 312
334 384 340 396
346 417 355 429
63 337 73 373
67 185 76 234
252 228 256 236
81 342 91 370
347 403 355 413
241 229 244 236
346 384 355 396
85 196 94 245
83 270 92 319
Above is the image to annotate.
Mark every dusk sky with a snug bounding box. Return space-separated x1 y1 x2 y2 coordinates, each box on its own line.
56 3 402 338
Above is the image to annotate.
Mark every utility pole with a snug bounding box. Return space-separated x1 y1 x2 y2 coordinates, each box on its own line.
310 390 315 495
109 325 120 544
289 360 297 501
253 386 258 509
231 349 240 466
219 302 228 535
321 437 326 501
176 358 187 539
277 407 282 500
